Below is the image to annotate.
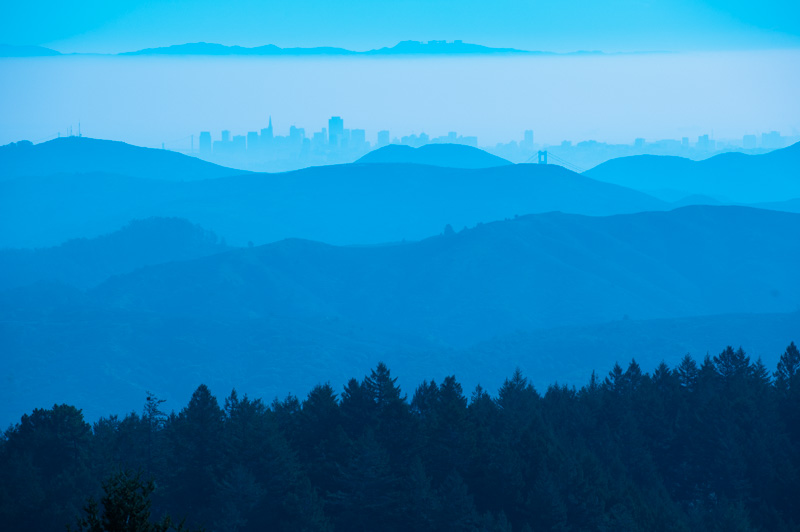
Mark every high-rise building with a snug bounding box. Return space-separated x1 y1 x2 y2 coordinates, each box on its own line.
697 134 710 150
350 129 367 150
247 131 260 152
232 135 246 153
329 116 344 147
199 131 212 154
221 130 231 143
261 116 274 141
681 137 689 148
762 131 781 149
289 125 305 145
523 130 534 150
312 129 327 150
743 134 757 150
377 130 390 147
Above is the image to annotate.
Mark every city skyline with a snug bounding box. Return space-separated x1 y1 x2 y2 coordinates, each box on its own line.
180 113 797 173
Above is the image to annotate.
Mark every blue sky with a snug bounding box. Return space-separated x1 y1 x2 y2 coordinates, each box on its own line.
3 0 800 53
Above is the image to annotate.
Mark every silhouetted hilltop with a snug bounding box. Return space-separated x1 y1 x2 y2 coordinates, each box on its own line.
89 206 800 346
123 42 355 56
585 141 800 203
752 197 800 214
0 44 60 56
364 40 530 55
0 217 228 291
0 137 246 181
122 40 533 56
0 163 666 248
2 206 797 424
357 143 512 168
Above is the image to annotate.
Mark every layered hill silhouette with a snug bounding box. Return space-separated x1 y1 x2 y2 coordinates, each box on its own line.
87 206 800 346
0 137 245 181
0 218 228 291
357 143 511 169
1 205 797 424
584 141 800 203
122 40 533 56
0 162 666 248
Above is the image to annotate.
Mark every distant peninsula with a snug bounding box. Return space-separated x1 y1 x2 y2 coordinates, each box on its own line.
121 40 574 56
0 40 619 58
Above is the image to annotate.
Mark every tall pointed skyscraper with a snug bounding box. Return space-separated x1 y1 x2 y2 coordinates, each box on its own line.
261 116 274 144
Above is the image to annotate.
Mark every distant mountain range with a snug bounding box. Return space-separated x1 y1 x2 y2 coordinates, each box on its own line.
0 41 611 57
0 137 667 248
585 141 800 203
357 144 511 169
1 206 797 424
0 137 245 181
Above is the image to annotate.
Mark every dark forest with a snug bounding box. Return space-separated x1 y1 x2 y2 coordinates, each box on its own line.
2 343 798 531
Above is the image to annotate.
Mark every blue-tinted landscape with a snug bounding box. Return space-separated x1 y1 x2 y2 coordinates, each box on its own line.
1 1 799 530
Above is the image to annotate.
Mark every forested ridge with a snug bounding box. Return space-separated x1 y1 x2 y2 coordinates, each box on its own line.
2 343 799 531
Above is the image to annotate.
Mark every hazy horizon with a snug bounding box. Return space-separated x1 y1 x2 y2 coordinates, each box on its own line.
2 49 799 150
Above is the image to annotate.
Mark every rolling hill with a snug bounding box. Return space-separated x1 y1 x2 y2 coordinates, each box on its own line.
0 137 246 181
357 143 512 169
0 218 229 291
86 206 800 346
1 205 797 425
584 141 800 203
0 163 666 248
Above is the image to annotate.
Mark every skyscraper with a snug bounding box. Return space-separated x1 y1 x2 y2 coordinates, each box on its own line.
329 116 344 147
377 130 390 147
762 131 781 149
261 116 274 144
523 130 534 150
247 131 260 152
199 131 212 154
350 129 367 151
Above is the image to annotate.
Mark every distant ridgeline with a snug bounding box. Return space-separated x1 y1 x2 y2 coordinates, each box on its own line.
0 40 584 57
2 346 799 531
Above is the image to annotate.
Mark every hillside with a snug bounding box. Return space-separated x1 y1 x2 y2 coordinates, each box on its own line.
1 205 798 424
584 141 800 203
0 163 666 248
87 206 800 346
357 143 512 168
0 137 246 181
0 218 228 291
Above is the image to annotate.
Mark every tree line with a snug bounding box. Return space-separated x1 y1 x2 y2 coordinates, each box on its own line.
1 343 799 531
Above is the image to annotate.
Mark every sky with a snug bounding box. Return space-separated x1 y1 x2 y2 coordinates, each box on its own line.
1 51 798 148
2 0 800 53
1 1 798 149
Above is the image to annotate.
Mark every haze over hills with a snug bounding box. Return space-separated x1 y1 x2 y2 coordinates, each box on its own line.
357 144 512 169
584 141 800 203
122 40 535 56
0 162 667 248
0 218 228 291
1 205 797 424
0 137 246 182
86 206 800 346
